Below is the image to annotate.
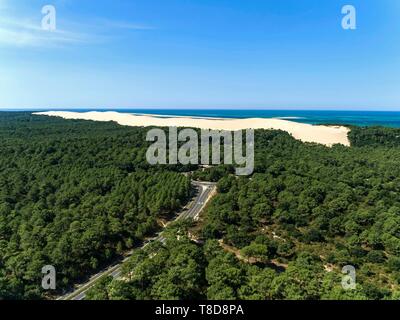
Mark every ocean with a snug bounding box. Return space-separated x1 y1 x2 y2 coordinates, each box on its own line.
4 109 400 128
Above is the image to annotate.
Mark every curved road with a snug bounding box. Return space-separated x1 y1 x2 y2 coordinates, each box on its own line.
59 180 216 301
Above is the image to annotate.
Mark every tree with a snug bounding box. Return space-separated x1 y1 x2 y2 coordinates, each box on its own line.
85 276 113 300
241 243 269 263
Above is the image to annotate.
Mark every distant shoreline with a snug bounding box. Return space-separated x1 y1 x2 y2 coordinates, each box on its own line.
35 111 351 147
3 108 400 127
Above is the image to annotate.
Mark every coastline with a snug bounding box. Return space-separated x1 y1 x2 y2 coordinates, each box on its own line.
34 111 351 147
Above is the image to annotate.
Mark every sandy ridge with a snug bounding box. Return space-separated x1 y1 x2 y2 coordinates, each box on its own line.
34 111 351 147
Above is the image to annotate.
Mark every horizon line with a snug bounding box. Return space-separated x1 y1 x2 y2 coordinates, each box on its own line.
2 107 400 112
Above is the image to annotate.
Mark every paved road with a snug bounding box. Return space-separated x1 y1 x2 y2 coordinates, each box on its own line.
59 180 216 301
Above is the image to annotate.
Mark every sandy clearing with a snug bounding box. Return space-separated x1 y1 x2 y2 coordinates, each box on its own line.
34 111 351 147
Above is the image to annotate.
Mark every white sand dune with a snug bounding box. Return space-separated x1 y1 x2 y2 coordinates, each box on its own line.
34 111 350 147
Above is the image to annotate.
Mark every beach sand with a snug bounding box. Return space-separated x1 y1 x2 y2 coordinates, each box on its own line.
34 111 351 147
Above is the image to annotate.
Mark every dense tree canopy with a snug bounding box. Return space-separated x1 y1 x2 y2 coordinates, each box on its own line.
0 113 191 299
199 129 400 299
1 113 400 300
89 126 400 300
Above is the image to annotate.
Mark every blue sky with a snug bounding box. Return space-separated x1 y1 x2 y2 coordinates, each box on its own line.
0 0 399 110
